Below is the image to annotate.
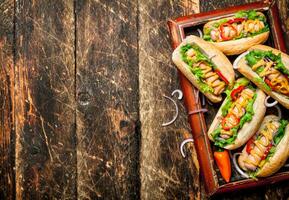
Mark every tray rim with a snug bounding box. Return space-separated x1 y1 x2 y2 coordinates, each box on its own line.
167 1 288 196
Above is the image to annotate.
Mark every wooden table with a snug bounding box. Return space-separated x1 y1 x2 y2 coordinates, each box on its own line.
0 0 288 199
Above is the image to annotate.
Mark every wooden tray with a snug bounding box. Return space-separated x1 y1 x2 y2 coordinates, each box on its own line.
167 1 289 196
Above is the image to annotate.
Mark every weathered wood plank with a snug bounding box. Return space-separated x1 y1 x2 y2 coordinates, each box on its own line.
14 0 76 199
139 0 202 199
0 0 15 199
200 0 257 11
277 0 289 51
75 0 140 199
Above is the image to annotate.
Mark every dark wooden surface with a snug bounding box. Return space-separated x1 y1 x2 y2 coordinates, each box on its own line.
0 0 14 199
75 0 140 199
0 0 288 199
14 0 77 199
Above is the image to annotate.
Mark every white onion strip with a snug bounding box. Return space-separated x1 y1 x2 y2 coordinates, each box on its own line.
197 29 203 38
162 95 179 126
284 163 289 167
207 99 213 105
201 94 206 106
194 89 199 101
233 153 249 178
171 89 183 100
188 108 208 115
180 138 194 158
274 104 282 119
233 51 250 69
209 55 216 60
264 96 278 107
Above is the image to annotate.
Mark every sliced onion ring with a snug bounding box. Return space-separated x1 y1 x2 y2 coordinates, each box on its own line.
233 51 250 69
233 153 249 178
162 95 179 126
264 96 278 107
201 94 206 106
207 99 213 105
171 89 183 100
180 138 194 158
194 89 199 101
274 104 282 119
197 29 203 38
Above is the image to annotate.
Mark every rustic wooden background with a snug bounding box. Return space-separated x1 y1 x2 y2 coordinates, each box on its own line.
0 0 289 199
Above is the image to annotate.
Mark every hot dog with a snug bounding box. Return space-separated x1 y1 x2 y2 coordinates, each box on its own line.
208 78 266 149
203 10 269 55
235 45 289 109
172 35 235 103
238 115 289 177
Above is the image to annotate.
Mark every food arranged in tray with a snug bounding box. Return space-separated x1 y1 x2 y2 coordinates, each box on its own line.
168 2 289 195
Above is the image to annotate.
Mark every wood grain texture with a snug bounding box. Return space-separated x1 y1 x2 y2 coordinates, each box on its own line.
200 0 257 10
0 0 287 199
277 0 289 51
14 0 76 199
0 0 15 199
139 0 202 199
75 0 140 199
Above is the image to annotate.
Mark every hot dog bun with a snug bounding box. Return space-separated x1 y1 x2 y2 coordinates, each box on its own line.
208 79 266 150
236 45 289 109
203 12 269 55
172 35 234 103
238 115 289 177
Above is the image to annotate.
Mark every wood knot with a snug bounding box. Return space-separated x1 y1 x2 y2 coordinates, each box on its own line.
120 120 129 129
77 91 92 106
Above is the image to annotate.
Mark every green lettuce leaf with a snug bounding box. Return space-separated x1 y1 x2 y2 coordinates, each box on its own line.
265 146 276 162
191 67 203 79
246 50 289 82
213 128 238 148
235 10 266 21
239 93 256 128
212 18 228 28
221 99 232 117
253 77 271 92
203 34 212 41
262 119 288 163
203 10 268 42
273 119 288 145
180 44 216 93
213 91 257 148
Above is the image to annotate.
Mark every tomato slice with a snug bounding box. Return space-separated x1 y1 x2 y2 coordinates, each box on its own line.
264 78 278 90
221 113 240 131
220 23 237 41
261 143 273 160
215 70 229 85
228 18 245 24
264 78 272 87
230 85 245 101
246 137 255 154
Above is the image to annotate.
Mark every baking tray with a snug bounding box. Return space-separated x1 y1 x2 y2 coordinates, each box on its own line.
167 1 289 196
